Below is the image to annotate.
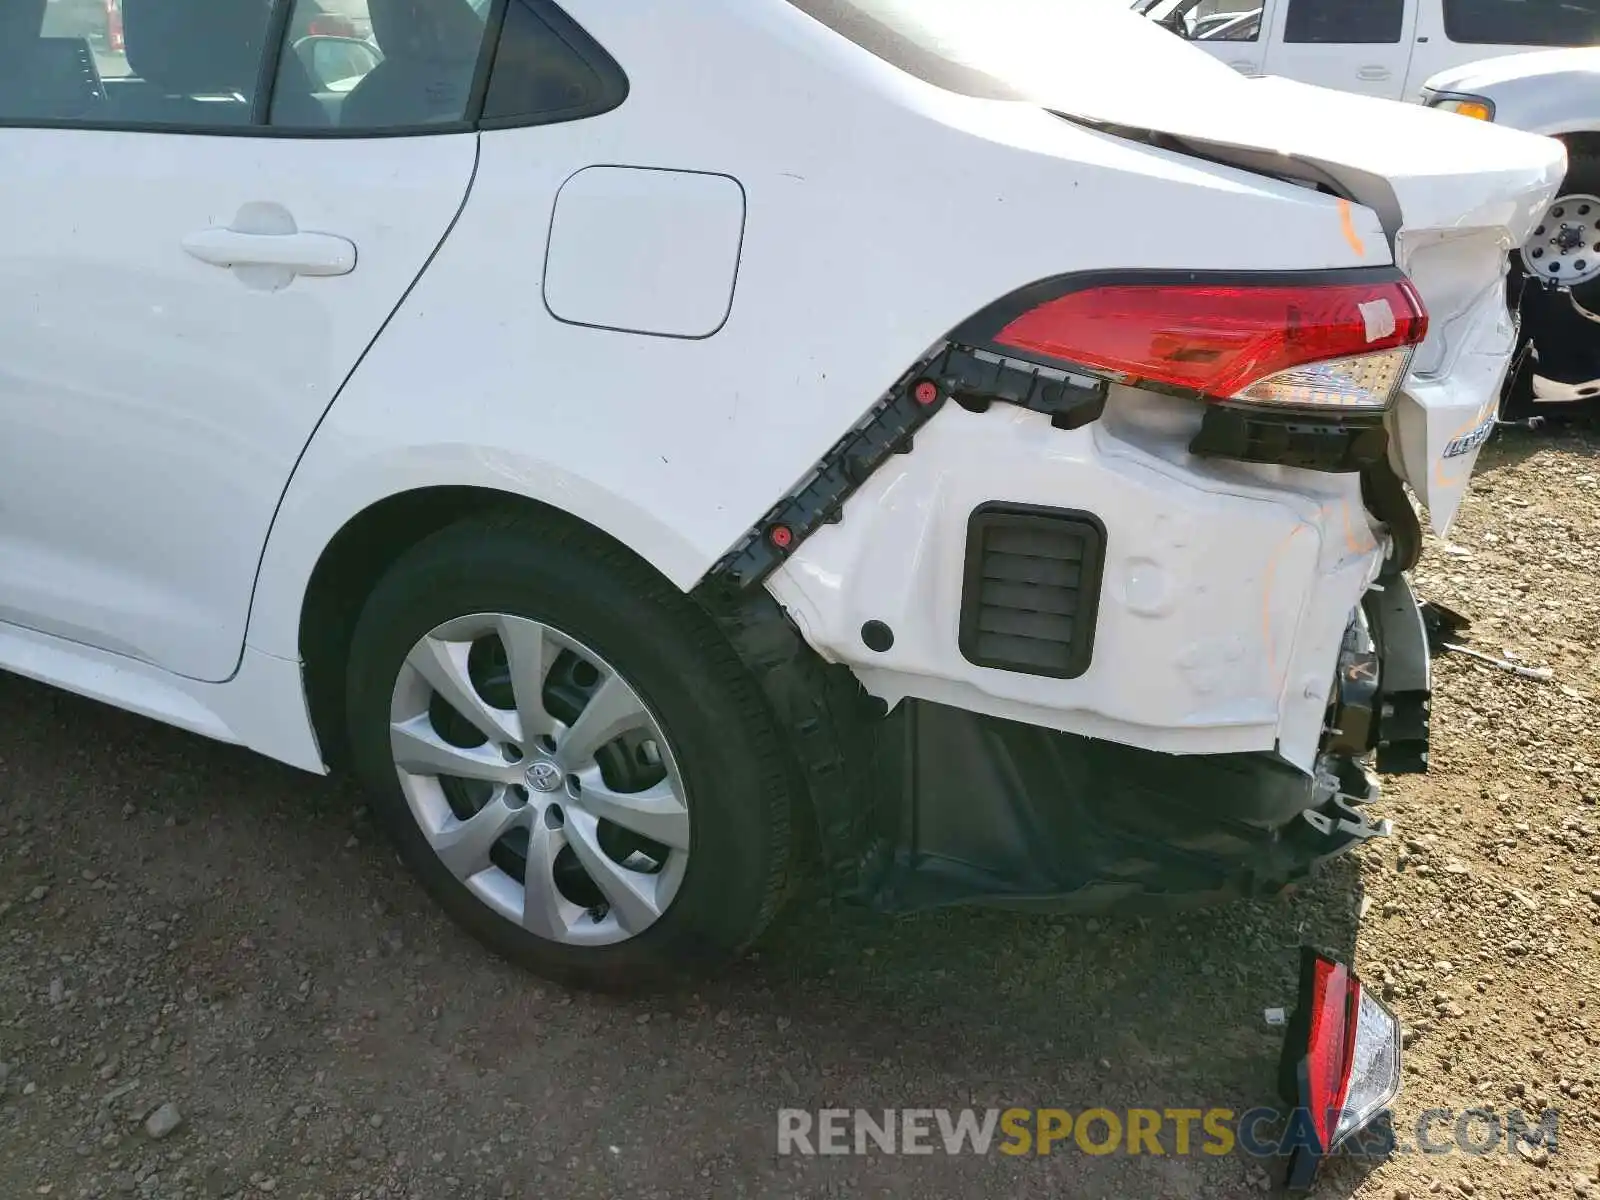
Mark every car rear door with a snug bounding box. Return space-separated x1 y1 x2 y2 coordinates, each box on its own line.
0 0 490 682
1263 0 1418 98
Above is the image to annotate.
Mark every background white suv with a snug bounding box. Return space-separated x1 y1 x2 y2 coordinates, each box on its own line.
1141 0 1600 101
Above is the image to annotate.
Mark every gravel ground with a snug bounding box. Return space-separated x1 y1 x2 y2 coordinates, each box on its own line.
2 428 1599 1200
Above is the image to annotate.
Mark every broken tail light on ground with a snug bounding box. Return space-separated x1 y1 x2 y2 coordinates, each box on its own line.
1278 946 1403 1191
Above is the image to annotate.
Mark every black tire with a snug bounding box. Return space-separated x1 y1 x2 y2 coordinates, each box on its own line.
343 511 795 991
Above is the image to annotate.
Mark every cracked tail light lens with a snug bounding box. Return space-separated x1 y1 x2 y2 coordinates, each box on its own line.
992 280 1427 410
1334 986 1403 1146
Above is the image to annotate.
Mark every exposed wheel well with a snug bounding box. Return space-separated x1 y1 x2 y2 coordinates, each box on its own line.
299 487 600 769
1556 132 1600 173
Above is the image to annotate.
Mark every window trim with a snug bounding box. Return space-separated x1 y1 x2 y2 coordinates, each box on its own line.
0 0 625 138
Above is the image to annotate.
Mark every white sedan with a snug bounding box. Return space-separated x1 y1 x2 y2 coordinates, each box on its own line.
0 0 1561 998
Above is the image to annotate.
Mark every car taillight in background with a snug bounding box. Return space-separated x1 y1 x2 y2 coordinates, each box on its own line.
308 16 360 37
989 277 1428 411
1278 947 1402 1191
104 0 123 52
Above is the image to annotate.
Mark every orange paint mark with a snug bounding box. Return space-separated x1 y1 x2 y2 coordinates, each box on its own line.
1338 200 1367 258
1261 526 1307 687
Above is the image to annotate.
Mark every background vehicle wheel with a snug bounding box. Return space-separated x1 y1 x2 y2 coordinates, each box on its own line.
1522 153 1600 296
344 512 795 990
1511 152 1600 410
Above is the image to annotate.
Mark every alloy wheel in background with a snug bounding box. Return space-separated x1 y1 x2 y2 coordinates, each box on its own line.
388 613 691 947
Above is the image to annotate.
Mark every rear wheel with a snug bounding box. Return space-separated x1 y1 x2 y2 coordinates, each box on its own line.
343 512 795 990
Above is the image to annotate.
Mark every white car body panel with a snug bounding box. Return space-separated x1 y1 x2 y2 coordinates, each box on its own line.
1424 46 1600 139
951 35 1561 529
0 129 477 682
543 166 748 339
245 0 1395 663
0 0 1558 782
768 391 1382 769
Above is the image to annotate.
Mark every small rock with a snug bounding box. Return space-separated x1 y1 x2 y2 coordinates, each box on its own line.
26 886 48 903
143 1103 182 1140
48 978 63 1005
1517 1138 1551 1167
369 1114 384 1129
22 1081 37 1095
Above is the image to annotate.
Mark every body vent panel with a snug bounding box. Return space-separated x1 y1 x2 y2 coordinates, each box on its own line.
958 504 1106 680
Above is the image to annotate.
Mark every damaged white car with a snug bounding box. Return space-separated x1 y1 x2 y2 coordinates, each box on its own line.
0 0 1562 1023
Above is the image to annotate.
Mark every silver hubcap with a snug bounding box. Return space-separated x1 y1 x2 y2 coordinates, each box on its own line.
1525 193 1600 286
389 613 690 947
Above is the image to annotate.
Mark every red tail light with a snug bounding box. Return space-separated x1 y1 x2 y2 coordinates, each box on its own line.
1280 947 1403 1191
1300 954 1359 1151
991 279 1428 410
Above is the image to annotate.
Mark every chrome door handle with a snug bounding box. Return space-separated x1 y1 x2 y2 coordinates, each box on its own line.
1357 66 1392 80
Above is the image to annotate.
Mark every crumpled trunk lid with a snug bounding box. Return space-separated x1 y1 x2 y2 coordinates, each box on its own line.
1042 65 1562 531
914 1 1563 529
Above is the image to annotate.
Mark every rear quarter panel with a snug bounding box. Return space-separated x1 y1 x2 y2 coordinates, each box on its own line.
247 0 1390 659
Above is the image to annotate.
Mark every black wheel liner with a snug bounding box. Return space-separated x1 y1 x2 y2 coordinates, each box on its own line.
696 582 1422 913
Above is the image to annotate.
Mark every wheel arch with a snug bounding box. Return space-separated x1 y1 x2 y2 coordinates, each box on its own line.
1553 129 1600 167
266 476 708 769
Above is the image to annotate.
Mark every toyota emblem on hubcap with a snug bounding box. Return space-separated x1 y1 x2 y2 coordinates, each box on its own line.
526 761 564 793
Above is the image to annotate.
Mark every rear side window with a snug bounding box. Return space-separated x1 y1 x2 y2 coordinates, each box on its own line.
479 0 628 126
1443 0 1600 45
1283 0 1404 43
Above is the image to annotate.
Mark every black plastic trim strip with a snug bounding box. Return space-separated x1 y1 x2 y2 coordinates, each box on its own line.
702 344 1108 598
1361 458 1423 579
1190 404 1391 473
